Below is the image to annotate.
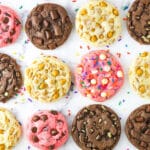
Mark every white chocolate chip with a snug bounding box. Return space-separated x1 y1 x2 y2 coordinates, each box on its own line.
4 92 8 97
104 65 110 72
91 70 98 74
101 92 107 97
91 89 95 93
90 79 97 85
102 78 108 85
99 54 106 60
87 94 91 98
117 70 123 77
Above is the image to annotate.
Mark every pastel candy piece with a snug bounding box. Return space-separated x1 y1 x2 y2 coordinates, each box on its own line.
26 110 69 150
75 50 124 102
0 5 21 47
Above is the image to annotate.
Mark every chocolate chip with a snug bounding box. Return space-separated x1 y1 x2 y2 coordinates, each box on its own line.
32 37 43 45
49 145 55 150
41 115 48 121
33 136 39 142
51 110 58 115
4 38 12 43
14 18 21 26
31 127 37 133
10 29 16 36
32 115 40 122
50 129 59 136
5 13 11 17
3 17 9 24
50 10 59 20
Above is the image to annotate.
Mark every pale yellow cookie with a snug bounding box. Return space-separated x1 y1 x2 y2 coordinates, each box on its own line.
25 56 71 102
76 0 121 47
0 108 21 150
129 52 150 98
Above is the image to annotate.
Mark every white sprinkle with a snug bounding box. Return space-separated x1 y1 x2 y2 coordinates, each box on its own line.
117 70 123 77
91 70 98 74
90 79 97 85
101 92 107 97
101 78 108 85
100 54 106 60
104 65 110 72
4 92 8 97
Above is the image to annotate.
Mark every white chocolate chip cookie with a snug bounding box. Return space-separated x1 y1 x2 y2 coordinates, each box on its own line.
129 52 150 98
25 56 71 102
76 0 121 47
0 108 21 150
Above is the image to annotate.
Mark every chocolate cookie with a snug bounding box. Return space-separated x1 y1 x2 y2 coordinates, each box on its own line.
0 53 22 102
71 104 121 150
127 0 150 44
25 3 72 50
125 104 150 150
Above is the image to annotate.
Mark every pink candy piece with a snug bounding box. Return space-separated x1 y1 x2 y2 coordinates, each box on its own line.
75 50 124 102
26 110 69 150
0 5 21 47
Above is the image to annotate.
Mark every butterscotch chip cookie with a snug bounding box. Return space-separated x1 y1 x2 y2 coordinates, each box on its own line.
125 104 150 150
25 56 71 102
71 104 121 150
0 53 22 102
0 107 21 150
129 52 150 98
127 0 150 44
76 0 121 47
25 3 72 50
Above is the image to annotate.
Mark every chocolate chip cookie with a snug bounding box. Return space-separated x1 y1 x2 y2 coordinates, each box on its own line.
25 3 72 50
127 0 150 44
71 104 121 150
0 53 22 102
125 104 150 150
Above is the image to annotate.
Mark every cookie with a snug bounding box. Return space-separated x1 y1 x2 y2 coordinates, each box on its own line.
76 0 121 47
75 50 124 102
71 104 121 150
0 107 21 149
25 55 71 102
129 52 150 98
25 3 72 50
127 0 150 44
125 104 150 150
0 5 21 48
0 53 22 102
26 110 68 150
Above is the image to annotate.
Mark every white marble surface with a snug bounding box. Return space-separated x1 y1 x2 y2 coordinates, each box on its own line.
0 0 149 150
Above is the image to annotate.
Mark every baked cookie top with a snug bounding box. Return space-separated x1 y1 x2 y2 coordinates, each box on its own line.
25 3 72 50
127 0 150 44
0 53 22 102
25 55 71 102
71 104 121 150
129 52 150 98
125 104 150 150
76 0 121 47
0 107 21 150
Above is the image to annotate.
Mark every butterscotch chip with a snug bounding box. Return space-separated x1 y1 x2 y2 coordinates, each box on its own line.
76 0 121 47
71 104 121 150
129 52 150 98
25 55 71 102
127 0 150 44
0 108 21 149
125 104 150 150
25 3 72 50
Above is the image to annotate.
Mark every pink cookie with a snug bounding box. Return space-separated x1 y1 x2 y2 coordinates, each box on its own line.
0 5 21 47
75 50 124 102
26 110 69 150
